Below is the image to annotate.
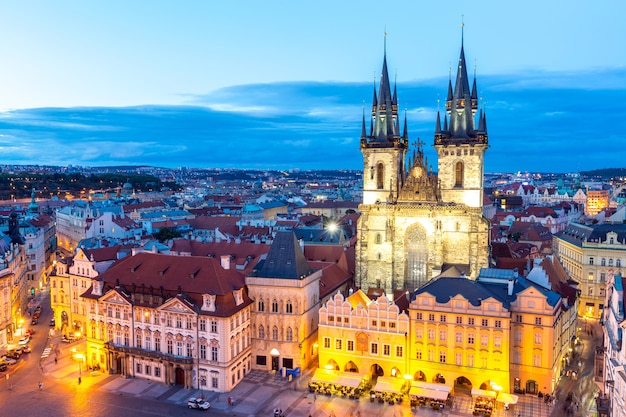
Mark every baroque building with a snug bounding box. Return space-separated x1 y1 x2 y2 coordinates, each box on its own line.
356 40 490 293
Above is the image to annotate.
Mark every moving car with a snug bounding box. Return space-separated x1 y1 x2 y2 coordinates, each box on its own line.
187 398 211 410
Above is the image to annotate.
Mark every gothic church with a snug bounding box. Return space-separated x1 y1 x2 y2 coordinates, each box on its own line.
356 38 490 293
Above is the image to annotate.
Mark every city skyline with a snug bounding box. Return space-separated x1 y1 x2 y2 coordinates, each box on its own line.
0 1 625 172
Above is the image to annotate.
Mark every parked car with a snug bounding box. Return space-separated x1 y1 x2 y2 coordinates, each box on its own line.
31 318 38 325
187 398 211 410
21 345 31 354
5 350 20 360
26 328 34 336
0 363 7 372
18 336 30 345
49 318 55 327
1 356 17 365
62 335 75 343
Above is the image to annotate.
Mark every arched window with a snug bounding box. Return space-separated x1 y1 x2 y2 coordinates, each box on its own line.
286 327 293 341
609 259 614 267
258 325 265 339
286 301 293 314
455 161 464 187
375 233 381 244
272 326 279 340
257 299 264 312
601 258 606 266
617 259 621 267
271 300 278 313
376 163 384 189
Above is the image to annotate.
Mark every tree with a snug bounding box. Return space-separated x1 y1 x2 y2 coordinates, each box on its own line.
153 227 181 242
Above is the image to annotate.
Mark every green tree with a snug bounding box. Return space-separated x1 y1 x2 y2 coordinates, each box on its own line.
153 227 181 242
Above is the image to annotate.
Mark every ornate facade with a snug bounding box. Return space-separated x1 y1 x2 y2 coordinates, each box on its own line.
356 40 490 293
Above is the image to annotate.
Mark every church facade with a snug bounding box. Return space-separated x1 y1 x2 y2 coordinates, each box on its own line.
356 41 490 293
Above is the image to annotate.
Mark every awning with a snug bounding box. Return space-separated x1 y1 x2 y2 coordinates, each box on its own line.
409 386 449 401
411 381 451 393
496 393 519 404
310 369 366 388
471 388 497 399
373 377 406 394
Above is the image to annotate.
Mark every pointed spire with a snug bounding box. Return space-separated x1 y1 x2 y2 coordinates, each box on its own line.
477 108 484 132
403 111 408 139
361 107 367 139
483 111 488 134
435 111 442 133
443 114 448 131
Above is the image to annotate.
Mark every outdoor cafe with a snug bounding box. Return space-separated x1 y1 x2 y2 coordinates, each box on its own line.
308 368 371 399
409 381 451 410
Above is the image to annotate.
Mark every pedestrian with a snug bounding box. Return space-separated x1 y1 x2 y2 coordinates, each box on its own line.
78 377 81 385
227 396 232 406
38 381 43 390
54 356 57 365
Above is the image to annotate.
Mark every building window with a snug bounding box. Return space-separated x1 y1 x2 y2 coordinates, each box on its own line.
589 257 594 265
136 334 142 348
495 320 502 328
335 339 342 350
376 163 384 189
375 233 381 244
136 363 142 373
212 376 218 389
167 340 173 354
272 326 278 340
468 317 475 325
396 346 403 357
534 333 542 344
456 316 463 324
428 329 435 340
155 337 161 352
601 258 606 266
286 327 293 341
468 334 475 345
515 331 522 343
428 314 435 322
145 365 151 375
286 301 293 314
467 354 474 367
199 319 206 332
371 320 377 327
258 325 265 339
439 351 446 363
494 336 502 348
533 354 541 367
374 343 387 356
440 315 447 323
416 351 422 360
481 334 488 347
347 340 354 351
455 353 462 365
617 259 622 267
439 330 447 342
416 328 423 339
258 299 264 312
416 312 423 320
455 332 462 343
211 320 217 333
323 337 331 349
211 346 218 361
481 319 488 327
455 161 464 187
371 343 378 355
535 317 542 325
200 344 206 360
609 259 614 267
155 366 160 377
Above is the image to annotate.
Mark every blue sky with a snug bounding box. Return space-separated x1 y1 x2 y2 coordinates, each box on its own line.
0 1 625 173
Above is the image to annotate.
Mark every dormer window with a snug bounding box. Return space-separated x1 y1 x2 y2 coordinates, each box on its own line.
202 294 216 312
233 289 243 306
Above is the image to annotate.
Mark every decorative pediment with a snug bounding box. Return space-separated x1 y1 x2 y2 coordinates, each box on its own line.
159 298 196 314
101 290 131 306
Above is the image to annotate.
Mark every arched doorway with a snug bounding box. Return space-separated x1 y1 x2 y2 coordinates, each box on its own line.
526 380 538 395
344 361 358 373
414 370 426 381
370 364 384 377
433 373 445 384
175 367 185 386
454 376 472 396
270 348 280 371
390 367 402 378
326 359 339 371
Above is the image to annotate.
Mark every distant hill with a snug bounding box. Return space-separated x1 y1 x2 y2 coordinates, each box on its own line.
580 168 626 180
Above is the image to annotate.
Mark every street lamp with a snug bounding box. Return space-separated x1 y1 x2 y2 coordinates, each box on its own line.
18 318 24 336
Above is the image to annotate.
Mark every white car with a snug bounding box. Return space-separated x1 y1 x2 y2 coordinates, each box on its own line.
187 397 210 410
18 336 30 345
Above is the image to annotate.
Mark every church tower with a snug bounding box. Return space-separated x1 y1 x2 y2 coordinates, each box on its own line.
356 33 490 294
360 42 408 205
434 36 488 208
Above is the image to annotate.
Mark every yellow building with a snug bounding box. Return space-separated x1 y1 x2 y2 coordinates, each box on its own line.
356 41 489 294
554 222 626 318
318 290 410 382
586 190 609 216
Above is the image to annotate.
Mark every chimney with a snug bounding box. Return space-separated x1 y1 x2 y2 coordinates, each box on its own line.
220 255 231 270
507 278 515 296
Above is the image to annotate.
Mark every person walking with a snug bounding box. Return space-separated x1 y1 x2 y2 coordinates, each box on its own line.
38 381 43 390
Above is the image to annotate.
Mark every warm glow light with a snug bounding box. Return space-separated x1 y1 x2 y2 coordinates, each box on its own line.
403 374 413 380
327 223 337 232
